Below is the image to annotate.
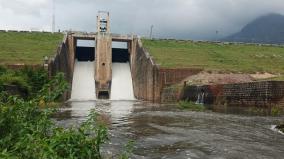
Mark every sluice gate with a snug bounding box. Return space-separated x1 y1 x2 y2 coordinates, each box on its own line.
70 11 136 100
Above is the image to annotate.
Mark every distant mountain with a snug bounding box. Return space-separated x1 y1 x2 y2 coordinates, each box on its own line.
223 13 284 44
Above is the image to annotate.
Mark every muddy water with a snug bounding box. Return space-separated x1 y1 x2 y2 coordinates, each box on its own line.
54 101 284 159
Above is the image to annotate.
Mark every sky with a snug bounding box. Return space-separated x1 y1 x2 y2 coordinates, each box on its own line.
0 0 283 40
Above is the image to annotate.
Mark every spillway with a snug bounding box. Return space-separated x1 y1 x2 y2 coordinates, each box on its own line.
70 61 96 101
110 63 135 100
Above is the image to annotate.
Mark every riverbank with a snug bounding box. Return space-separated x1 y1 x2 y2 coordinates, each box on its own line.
142 39 284 80
0 71 111 158
0 31 63 65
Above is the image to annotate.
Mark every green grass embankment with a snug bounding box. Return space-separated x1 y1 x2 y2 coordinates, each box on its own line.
142 39 284 74
0 32 63 65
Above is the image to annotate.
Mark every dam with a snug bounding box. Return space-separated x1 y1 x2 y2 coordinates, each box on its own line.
68 12 135 101
0 6 284 158
43 11 284 159
48 10 201 103
48 11 284 106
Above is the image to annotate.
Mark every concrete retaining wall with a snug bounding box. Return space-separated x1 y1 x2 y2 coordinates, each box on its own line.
181 81 284 107
161 85 182 103
131 39 160 102
48 33 76 100
131 39 202 102
159 68 202 87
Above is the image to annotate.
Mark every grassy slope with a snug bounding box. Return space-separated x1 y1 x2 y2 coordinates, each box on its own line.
0 32 63 65
142 39 284 74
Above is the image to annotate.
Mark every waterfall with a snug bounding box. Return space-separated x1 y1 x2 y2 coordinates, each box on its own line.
110 63 135 100
70 61 96 101
196 87 205 105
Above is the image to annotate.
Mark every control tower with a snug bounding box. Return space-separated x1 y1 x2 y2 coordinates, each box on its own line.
95 11 112 98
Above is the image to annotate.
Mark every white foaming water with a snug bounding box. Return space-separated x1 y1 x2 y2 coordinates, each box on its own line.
111 63 135 100
70 61 96 101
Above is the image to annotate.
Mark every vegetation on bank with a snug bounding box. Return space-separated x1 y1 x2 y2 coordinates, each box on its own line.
178 101 206 111
0 67 134 158
0 66 48 98
0 68 109 158
0 32 63 65
142 39 284 74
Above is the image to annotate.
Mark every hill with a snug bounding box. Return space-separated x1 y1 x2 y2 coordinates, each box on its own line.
224 13 284 44
0 31 63 65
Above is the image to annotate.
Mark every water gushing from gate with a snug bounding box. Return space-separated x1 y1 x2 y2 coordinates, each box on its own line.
110 63 135 100
70 61 96 101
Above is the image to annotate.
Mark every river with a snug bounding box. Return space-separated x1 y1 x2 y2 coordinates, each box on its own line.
54 101 284 159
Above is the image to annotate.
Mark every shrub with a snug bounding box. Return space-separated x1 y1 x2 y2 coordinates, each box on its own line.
119 140 135 159
0 66 7 75
0 73 108 159
0 67 49 99
15 67 49 97
0 73 31 96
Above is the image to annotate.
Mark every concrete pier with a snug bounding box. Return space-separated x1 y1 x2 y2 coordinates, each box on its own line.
95 33 112 98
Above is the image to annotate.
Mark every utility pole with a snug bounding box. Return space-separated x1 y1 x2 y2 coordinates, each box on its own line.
52 0 55 33
150 25 154 40
216 30 219 41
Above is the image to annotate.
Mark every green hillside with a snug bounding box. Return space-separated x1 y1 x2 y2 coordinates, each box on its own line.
0 32 63 65
142 39 284 74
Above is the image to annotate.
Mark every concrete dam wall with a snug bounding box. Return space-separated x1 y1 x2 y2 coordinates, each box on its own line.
131 39 203 102
49 32 137 101
48 32 204 102
48 34 75 100
48 32 284 105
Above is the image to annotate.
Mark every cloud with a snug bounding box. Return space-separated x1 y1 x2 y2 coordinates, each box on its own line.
0 0 49 16
0 0 283 39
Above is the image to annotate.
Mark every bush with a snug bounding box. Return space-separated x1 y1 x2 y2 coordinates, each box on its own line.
0 73 108 159
15 67 49 97
0 67 49 99
0 73 31 96
119 140 135 159
0 66 7 76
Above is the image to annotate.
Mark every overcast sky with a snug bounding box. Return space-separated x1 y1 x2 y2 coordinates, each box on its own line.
0 0 283 40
